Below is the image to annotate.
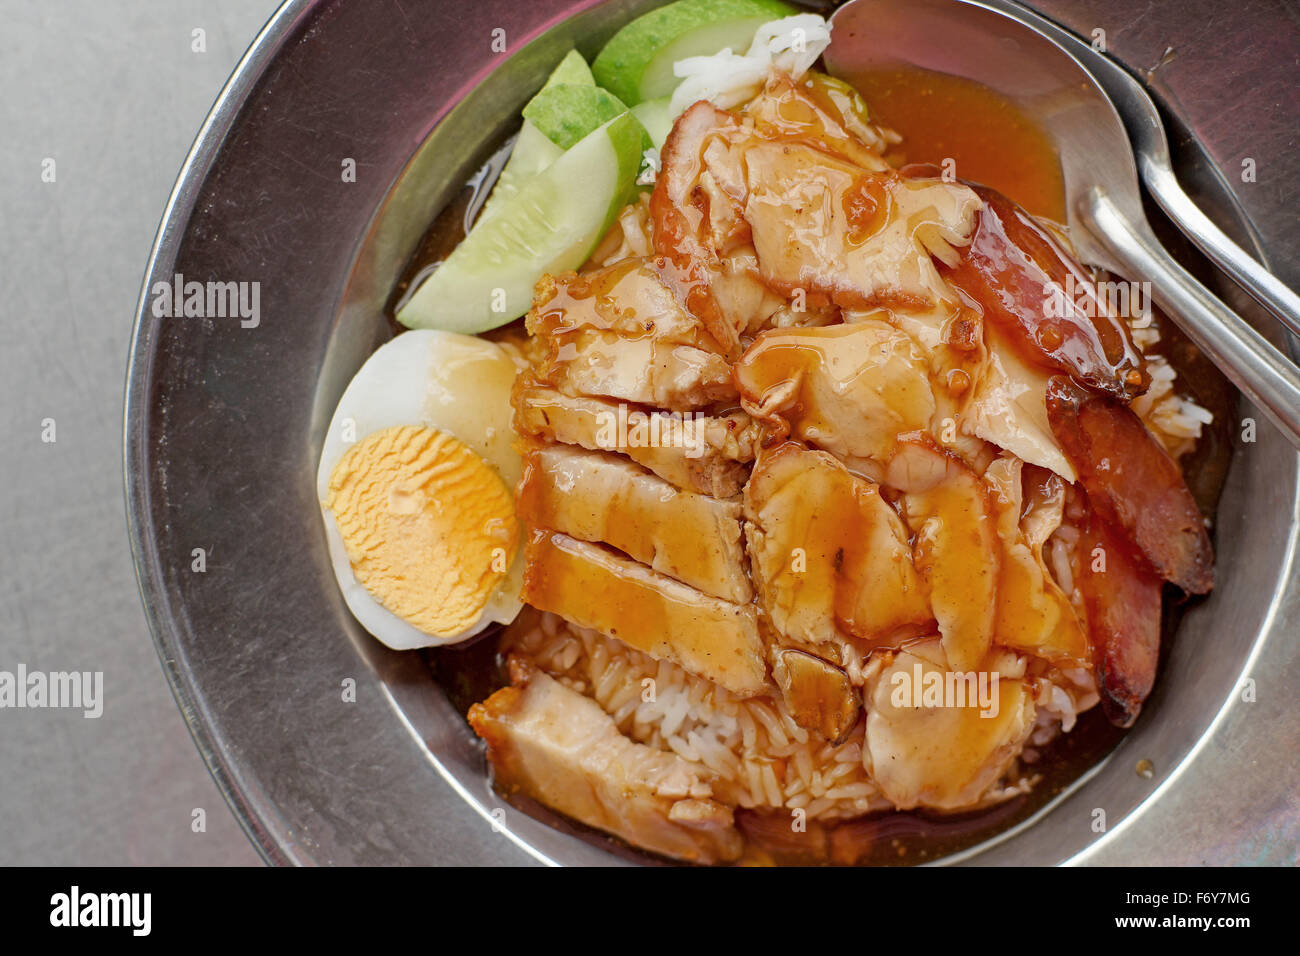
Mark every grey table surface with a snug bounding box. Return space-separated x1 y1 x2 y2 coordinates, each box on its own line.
0 0 1295 866
0 0 277 866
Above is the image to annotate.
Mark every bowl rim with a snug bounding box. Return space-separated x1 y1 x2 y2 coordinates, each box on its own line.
124 0 1300 867
124 0 316 866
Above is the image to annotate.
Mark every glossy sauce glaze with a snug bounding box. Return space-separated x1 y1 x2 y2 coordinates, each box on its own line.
843 66 1067 223
403 63 1233 866
943 185 1149 401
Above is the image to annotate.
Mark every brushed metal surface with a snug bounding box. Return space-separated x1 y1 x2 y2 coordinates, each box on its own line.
1016 4 1300 340
125 0 1300 865
0 0 270 866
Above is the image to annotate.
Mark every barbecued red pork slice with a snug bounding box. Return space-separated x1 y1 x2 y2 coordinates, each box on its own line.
469 668 742 864
522 531 767 697
512 383 755 497
864 641 1036 810
940 184 1148 402
735 318 937 475
533 328 736 409
1045 375 1213 593
1078 509 1164 727
744 443 932 647
888 436 1000 672
517 444 751 603
650 101 749 357
650 74 956 358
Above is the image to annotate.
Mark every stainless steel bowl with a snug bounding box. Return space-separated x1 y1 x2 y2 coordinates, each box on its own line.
125 0 1300 865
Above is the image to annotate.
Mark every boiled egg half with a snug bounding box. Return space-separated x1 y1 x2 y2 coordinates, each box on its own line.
317 329 524 649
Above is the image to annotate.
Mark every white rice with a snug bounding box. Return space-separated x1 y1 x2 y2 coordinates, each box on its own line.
503 612 1064 821
1127 318 1214 460
506 612 890 819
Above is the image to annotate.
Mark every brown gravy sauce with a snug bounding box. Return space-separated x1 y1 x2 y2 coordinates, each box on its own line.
401 66 1234 866
845 66 1068 223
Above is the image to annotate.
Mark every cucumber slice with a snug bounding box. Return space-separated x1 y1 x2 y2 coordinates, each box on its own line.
475 51 594 226
397 112 644 333
507 50 597 179
524 83 632 150
631 97 674 150
592 0 797 104
483 91 652 227
483 121 563 213
543 48 596 89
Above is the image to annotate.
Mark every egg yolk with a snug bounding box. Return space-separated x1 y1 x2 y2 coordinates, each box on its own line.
327 424 518 637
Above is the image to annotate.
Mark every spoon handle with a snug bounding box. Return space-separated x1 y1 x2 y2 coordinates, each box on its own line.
1087 188 1300 451
1139 156 1300 343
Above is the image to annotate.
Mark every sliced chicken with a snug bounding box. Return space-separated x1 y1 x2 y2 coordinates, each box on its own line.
741 142 979 310
735 318 937 474
864 641 1036 810
512 383 755 497
517 444 752 603
743 72 894 171
888 436 1000 672
772 648 861 744
521 531 767 697
532 327 736 409
965 324 1077 482
469 667 742 864
744 443 932 646
847 301 992 467
984 457 1091 668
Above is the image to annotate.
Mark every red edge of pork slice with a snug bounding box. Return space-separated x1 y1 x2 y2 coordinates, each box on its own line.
1045 375 1213 594
1079 506 1164 728
941 183 1149 402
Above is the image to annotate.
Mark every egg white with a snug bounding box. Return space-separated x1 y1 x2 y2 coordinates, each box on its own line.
317 329 525 649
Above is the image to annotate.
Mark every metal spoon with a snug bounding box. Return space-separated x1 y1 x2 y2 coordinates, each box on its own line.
980 0 1300 342
824 0 1300 448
